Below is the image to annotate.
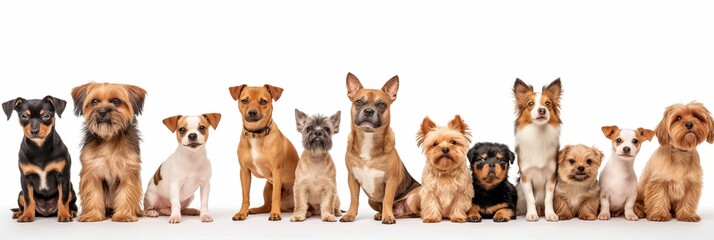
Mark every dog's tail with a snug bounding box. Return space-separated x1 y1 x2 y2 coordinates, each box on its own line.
10 208 19 212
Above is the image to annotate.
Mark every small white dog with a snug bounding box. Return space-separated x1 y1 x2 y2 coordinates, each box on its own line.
144 113 221 223
598 125 653 221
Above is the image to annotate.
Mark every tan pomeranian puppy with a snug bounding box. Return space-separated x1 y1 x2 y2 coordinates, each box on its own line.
553 144 603 221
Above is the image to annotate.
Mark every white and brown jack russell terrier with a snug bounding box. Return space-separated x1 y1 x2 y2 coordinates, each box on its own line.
144 113 221 223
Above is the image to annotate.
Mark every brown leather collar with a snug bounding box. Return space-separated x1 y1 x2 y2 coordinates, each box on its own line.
243 121 272 138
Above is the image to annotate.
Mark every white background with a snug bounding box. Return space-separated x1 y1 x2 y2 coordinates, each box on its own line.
1 0 713 239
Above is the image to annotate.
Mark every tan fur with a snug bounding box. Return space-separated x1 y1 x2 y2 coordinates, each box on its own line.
635 102 713 222
17 185 36 222
56 184 73 222
229 85 299 221
553 145 602 221
291 151 341 222
417 115 473 223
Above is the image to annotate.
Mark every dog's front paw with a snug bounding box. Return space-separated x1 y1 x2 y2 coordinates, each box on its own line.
676 213 701 222
268 212 282 221
168 214 181 224
579 214 597 221
339 214 356 222
290 214 305 222
545 212 559 222
12 210 22 219
450 217 466 223
16 215 35 223
493 216 510 223
232 212 248 221
598 212 611 220
467 215 482 223
322 214 337 222
201 214 213 222
111 214 138 222
625 212 639 221
381 214 396 224
422 217 441 223
57 213 73 222
525 213 539 222
647 213 671 222
145 210 159 218
78 212 106 222
373 212 382 221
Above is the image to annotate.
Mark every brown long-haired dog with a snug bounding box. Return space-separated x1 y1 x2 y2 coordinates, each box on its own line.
553 144 603 221
416 115 473 223
635 102 713 222
71 82 147 222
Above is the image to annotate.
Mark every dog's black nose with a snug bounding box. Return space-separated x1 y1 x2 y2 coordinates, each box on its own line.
248 110 258 117
364 108 374 117
577 166 585 172
538 108 546 115
685 122 693 129
98 109 110 117
442 148 449 154
188 133 197 141
623 147 631 153
30 129 39 135
314 130 323 136
489 163 495 168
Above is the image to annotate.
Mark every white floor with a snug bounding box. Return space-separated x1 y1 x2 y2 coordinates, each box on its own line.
3 206 712 240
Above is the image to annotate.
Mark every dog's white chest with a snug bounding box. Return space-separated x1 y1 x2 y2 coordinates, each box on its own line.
249 138 264 176
351 166 384 197
515 124 560 170
360 133 374 160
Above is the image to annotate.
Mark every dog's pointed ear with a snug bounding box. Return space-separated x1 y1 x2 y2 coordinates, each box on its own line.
543 78 563 100
125 84 147 116
601 125 618 139
43 95 67 118
162 115 182 133
655 106 673 145
417 116 437 147
2 97 24 120
557 145 572 163
229 84 247 101
637 127 655 142
71 83 91 116
329 111 341 134
202 113 222 129
295 108 308 132
264 84 284 101
346 72 363 101
381 75 399 102
513 78 533 97
448 115 470 137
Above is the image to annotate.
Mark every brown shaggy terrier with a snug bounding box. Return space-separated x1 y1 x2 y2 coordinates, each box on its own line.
71 82 147 222
553 144 603 221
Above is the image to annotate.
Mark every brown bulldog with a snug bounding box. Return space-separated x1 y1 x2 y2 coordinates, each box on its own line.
339 72 421 224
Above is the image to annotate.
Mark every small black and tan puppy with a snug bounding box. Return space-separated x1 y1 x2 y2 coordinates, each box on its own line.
466 142 517 222
3 96 78 222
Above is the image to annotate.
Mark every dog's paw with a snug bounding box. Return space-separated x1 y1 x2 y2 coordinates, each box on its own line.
647 214 671 222
676 213 701 222
493 216 510 223
525 213 539 222
598 212 611 220
268 212 282 221
201 214 213 222
57 213 73 222
339 214 356 222
78 212 106 222
12 210 22 219
111 214 138 222
467 215 482 223
181 208 201 216
16 215 34 223
70 211 77 218
381 215 396 224
579 214 597 221
545 212 559 222
373 212 382 221
422 217 441 223
625 212 639 221
168 214 181 224
450 217 466 223
290 214 305 222
145 210 160 218
321 214 337 222
232 212 247 221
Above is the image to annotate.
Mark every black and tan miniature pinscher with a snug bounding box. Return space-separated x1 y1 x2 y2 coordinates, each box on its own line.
3 96 78 222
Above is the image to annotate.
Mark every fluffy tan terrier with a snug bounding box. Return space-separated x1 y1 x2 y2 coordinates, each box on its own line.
553 144 603 221
416 115 473 223
635 102 714 222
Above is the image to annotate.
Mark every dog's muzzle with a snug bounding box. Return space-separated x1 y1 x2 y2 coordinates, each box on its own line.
245 109 262 122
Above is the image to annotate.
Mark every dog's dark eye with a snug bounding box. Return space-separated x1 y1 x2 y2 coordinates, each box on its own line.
179 127 186 133
20 113 29 121
111 98 121 106
616 138 622 143
42 113 51 121
527 102 534 107
240 99 248 104
324 127 330 133
355 100 363 105
199 126 206 131
586 159 593 165
675 116 682 121
306 126 313 132
545 101 552 107
632 139 639 144
259 99 268 105
91 99 99 105
433 142 438 147
450 140 456 145
377 102 386 109
568 159 575 165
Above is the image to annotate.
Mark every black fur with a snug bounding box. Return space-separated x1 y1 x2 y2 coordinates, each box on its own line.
467 142 517 220
3 96 78 221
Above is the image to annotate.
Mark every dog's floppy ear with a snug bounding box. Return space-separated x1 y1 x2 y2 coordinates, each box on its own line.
416 116 437 147
202 113 222 129
543 78 563 101
329 111 341 134
71 83 91 116
655 106 673 145
125 84 147 116
162 115 182 133
637 127 655 142
593 146 605 162
2 97 24 120
467 147 477 165
264 84 284 101
43 95 67 118
503 144 516 164
295 108 308 132
557 145 572 163
346 72 363 101
601 125 619 139
448 115 470 140
229 84 247 101
513 78 534 98
381 75 399 102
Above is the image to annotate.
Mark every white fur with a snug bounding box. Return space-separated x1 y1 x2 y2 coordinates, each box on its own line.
249 138 264 177
516 123 560 221
144 116 213 223
351 166 384 197
598 129 640 221
530 93 550 124
360 133 374 160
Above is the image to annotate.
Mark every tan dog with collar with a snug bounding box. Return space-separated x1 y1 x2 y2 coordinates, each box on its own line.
229 84 299 221
339 73 421 224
